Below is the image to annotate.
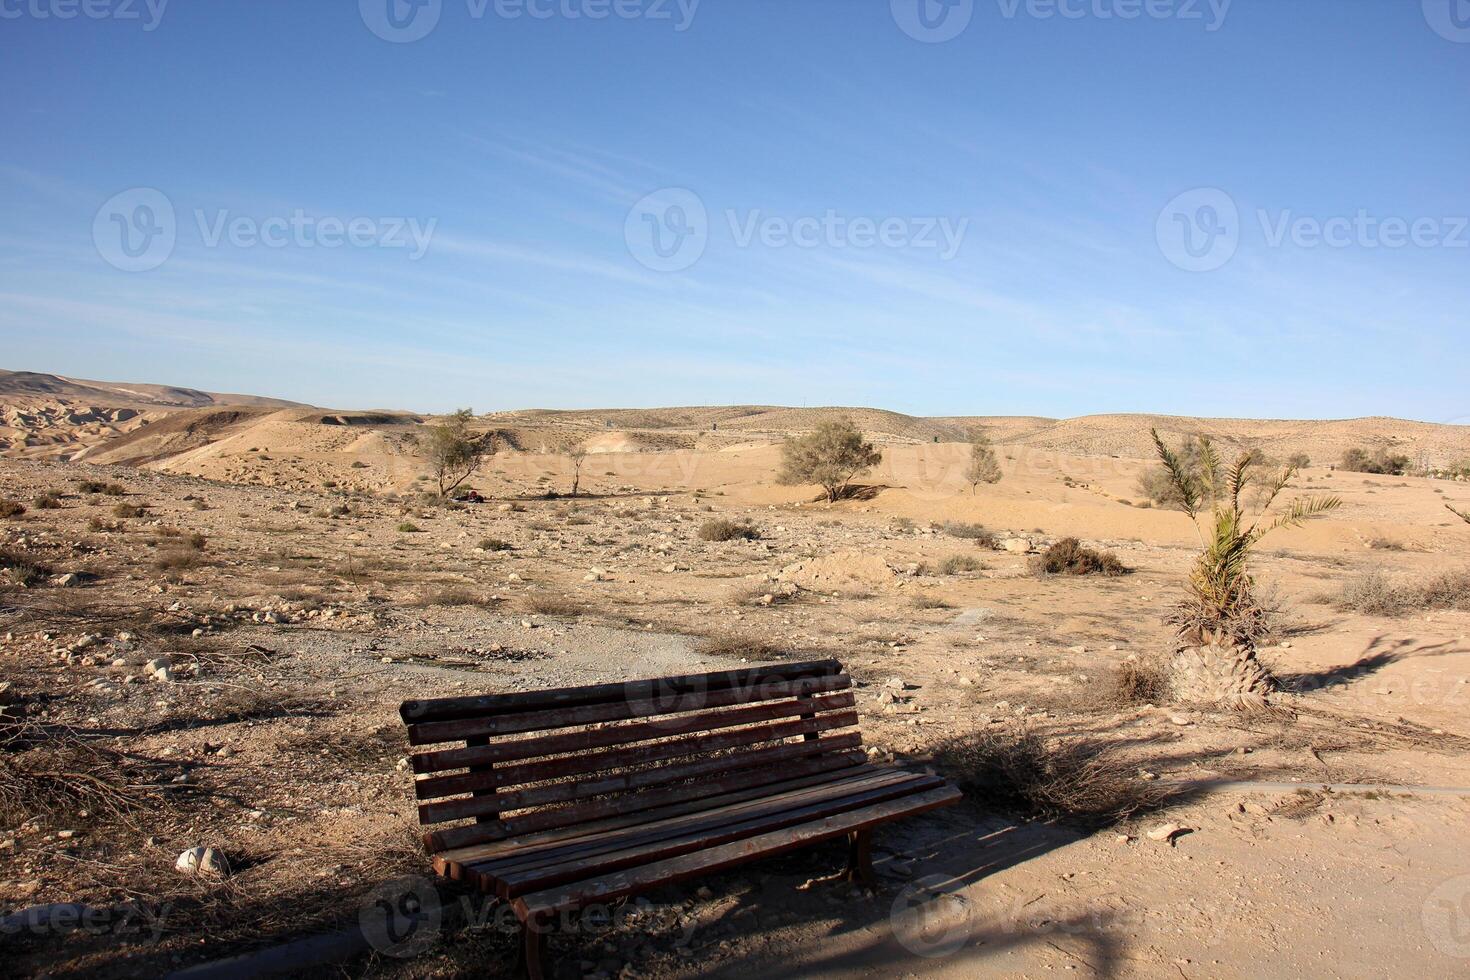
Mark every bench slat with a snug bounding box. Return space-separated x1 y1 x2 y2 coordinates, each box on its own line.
415 709 858 802
401 658 842 724
477 772 942 895
409 690 855 777
434 765 884 865
418 731 862 825
406 673 851 746
425 750 865 852
468 768 921 875
512 784 964 917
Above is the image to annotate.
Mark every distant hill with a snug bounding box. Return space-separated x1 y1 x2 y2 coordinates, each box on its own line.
0 370 306 409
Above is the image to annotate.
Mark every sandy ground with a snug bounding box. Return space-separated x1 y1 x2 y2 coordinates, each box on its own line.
2 411 1469 979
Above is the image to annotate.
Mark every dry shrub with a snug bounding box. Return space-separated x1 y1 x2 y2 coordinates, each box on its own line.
113 502 147 518
0 739 181 827
937 553 984 575
696 634 787 661
0 549 52 587
1032 538 1130 577
932 729 1168 827
416 587 494 607
1108 655 1170 705
942 521 996 546
522 594 585 617
154 548 203 571
32 493 62 510
1339 568 1470 616
911 593 954 610
478 537 513 551
699 518 760 542
0 500 25 518
1368 537 1405 551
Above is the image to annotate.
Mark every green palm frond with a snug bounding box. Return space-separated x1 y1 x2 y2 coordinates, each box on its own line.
1227 451 1254 512
1251 495 1343 540
1198 436 1222 501
1151 428 1200 520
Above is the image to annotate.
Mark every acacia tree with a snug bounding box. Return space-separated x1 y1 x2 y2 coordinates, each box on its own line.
568 443 589 497
423 408 488 497
965 429 1002 493
778 418 882 503
1151 428 1341 708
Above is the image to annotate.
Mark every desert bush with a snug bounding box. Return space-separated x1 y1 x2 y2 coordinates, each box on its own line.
1032 538 1130 577
76 480 126 496
1368 537 1404 551
1337 568 1470 616
32 493 62 510
351 460 368 468
932 729 1168 827
87 516 120 532
478 537 513 552
1286 453 1311 468
1108 656 1170 705
777 418 882 502
154 547 203 571
397 522 422 533
965 429 1002 492
699 518 760 542
1340 447 1409 475
113 502 146 518
523 595 585 618
696 634 787 661
942 521 996 546
0 549 51 586
0 500 25 518
937 553 985 575
416 587 492 607
911 593 954 609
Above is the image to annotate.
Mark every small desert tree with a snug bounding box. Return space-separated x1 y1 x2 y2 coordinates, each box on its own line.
965 429 1002 493
423 408 488 498
1151 428 1341 708
568 443 588 497
778 418 882 503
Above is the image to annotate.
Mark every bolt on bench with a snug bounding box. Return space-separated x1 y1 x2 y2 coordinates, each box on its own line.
399 658 961 978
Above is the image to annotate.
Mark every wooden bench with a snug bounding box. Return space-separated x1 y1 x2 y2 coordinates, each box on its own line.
399 658 961 977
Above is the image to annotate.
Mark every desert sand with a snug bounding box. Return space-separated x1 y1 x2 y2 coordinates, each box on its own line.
2 374 1469 978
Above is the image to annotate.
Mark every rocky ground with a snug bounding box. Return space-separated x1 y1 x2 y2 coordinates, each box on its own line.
1 451 1469 979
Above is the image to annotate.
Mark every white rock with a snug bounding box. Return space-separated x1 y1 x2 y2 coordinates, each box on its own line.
175 847 230 877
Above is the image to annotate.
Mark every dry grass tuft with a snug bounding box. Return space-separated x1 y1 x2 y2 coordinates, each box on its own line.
0 548 52 587
696 634 788 661
698 518 760 542
1032 538 1130 577
931 729 1169 827
522 594 585 617
1107 655 1171 705
932 728 1170 827
937 553 985 575
1337 568 1470 616
942 521 996 547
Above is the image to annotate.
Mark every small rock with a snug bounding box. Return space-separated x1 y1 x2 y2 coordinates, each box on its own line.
1145 822 1193 845
175 847 230 877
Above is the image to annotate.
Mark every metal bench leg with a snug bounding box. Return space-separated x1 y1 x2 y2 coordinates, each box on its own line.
844 829 876 888
518 912 551 980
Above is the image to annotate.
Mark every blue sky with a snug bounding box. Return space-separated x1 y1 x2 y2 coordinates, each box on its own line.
2 0 1467 420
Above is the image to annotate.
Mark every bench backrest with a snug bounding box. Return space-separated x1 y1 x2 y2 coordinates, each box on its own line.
399 659 862 853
